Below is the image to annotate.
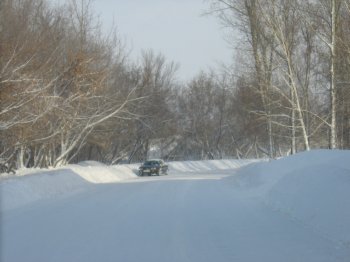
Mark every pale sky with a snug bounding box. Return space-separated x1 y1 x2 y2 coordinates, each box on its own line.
92 0 232 81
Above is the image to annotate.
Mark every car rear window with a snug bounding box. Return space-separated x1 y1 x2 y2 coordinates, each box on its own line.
144 161 159 165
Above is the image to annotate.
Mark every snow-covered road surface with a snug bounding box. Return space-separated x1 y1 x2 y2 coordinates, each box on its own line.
2 169 349 262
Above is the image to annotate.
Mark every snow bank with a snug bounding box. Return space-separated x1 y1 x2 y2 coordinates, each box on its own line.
69 163 137 183
169 159 259 173
1 168 89 212
234 150 350 246
0 158 254 212
0 163 138 211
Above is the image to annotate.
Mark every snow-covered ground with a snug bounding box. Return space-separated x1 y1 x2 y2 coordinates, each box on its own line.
1 151 349 262
0 159 257 211
232 150 350 248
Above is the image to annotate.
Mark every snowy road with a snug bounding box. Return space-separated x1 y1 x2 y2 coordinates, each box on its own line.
1 170 349 262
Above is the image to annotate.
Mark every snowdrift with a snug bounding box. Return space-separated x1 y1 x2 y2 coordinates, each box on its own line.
168 159 258 173
0 159 256 212
0 162 138 212
234 150 350 247
2 150 349 248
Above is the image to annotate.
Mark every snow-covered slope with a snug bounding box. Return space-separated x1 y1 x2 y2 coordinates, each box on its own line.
0 162 137 211
1 151 349 247
234 150 350 246
1 151 350 262
169 159 258 173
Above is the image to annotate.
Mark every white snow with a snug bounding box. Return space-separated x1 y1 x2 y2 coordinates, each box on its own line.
233 150 350 247
169 159 259 173
0 159 256 211
1 151 350 262
0 162 138 211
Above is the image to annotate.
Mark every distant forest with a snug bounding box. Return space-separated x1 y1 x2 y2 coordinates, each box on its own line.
1 0 349 170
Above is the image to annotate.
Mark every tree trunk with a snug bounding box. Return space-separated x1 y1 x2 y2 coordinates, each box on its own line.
330 0 337 149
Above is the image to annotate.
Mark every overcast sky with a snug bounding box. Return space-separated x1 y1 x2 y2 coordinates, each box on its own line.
92 0 232 81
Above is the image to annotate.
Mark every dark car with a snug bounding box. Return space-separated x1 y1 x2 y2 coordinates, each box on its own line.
139 159 168 176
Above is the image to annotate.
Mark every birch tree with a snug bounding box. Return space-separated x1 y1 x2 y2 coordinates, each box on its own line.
258 0 311 151
210 0 277 157
302 0 343 149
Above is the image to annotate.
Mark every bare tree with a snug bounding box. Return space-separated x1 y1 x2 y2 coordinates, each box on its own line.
301 0 343 149
257 0 310 151
209 0 277 157
126 50 178 162
0 0 144 169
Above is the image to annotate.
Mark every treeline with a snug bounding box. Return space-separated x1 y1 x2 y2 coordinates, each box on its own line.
209 0 350 157
0 0 349 170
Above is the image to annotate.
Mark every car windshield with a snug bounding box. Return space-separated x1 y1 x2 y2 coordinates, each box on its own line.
144 161 160 166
